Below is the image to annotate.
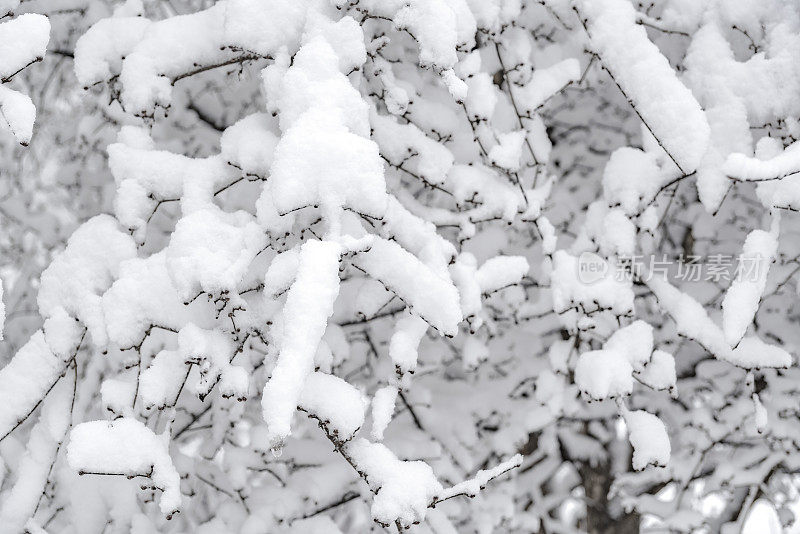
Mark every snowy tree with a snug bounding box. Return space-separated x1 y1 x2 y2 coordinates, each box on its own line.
3 0 800 533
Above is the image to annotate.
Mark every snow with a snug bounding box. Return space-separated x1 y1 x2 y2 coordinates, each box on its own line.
475 255 530 293
0 85 36 145
577 0 709 173
0 326 78 438
636 350 677 395
38 215 136 346
222 0 306 58
604 320 654 372
298 371 368 442
602 147 664 215
0 14 49 79
269 107 387 235
166 207 266 300
517 59 580 115
138 349 186 410
489 130 527 172
729 337 792 370
302 13 366 74
103 251 191 348
596 206 637 257
371 110 454 186
219 112 278 179
74 17 151 87
388 314 429 375
116 3 232 115
108 141 237 240
437 454 522 500
723 141 800 181
67 418 181 515
623 409 670 470
100 378 135 416
264 247 300 297
646 276 730 360
177 323 238 399
648 276 792 369
355 237 462 336
347 438 443 528
370 385 398 441
464 72 498 120
0 375 72 533
394 0 459 70
753 393 767 434
550 250 634 317
721 229 778 346
271 37 369 135
262 240 342 446
574 349 633 400
448 164 523 224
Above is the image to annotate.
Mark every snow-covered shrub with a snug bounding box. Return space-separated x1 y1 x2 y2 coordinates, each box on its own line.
3 0 800 533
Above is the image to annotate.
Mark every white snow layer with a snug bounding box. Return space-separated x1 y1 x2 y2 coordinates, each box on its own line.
67 418 181 515
577 0 709 173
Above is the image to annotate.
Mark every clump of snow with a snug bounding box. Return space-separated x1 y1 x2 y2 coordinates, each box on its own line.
517 59 580 115
67 418 181 515
604 320 654 372
38 215 136 347
355 237 462 336
371 110 454 186
550 250 634 317
370 385 398 441
436 454 522 500
752 393 768 434
388 314 429 375
299 372 368 442
262 240 342 446
721 228 778 347
347 438 443 528
577 0 709 173
574 349 633 400
636 350 677 395
623 409 670 470
602 147 664 215
219 113 278 179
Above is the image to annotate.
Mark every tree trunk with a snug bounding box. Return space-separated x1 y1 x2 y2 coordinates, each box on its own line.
580 461 640 534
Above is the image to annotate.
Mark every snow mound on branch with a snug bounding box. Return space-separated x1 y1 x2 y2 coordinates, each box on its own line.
262 240 342 446
348 438 443 528
103 251 191 348
577 0 709 173
370 385 398 441
219 112 278 179
166 207 266 300
0 332 64 439
67 418 181 515
299 372 368 442
602 147 664 215
604 320 654 372
722 229 778 346
74 17 151 86
636 350 677 395
269 107 387 225
729 337 792 370
575 349 633 400
517 59 580 115
0 86 36 145
38 215 136 347
550 250 634 317
623 409 670 470
0 14 49 80
355 237 462 336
